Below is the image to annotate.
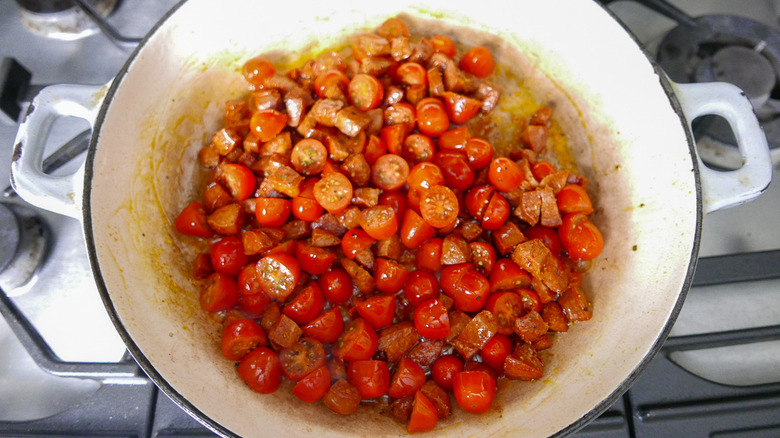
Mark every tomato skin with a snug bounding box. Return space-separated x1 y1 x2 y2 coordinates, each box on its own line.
531 161 556 181
485 291 526 335
292 196 324 222
469 241 496 277
464 185 495 221
430 34 457 57
465 137 493 170
200 272 239 312
220 163 257 201
452 371 497 413
440 91 482 125
348 73 384 111
517 288 543 314
242 55 275 87
250 109 287 142
302 308 345 344
524 225 563 256
480 334 513 372
256 253 301 302
559 213 604 261
314 69 350 99
407 390 438 432
413 299 450 339
221 318 268 361
291 139 328 176
238 291 272 317
399 209 436 249
415 238 443 272
341 229 376 260
347 360 390 398
292 366 331 403
437 126 471 151
416 97 449 138
480 192 510 231
407 162 445 192
371 153 410 191
318 268 354 304
556 184 594 215
237 347 282 394
283 282 325 325
419 185 459 229
388 357 426 399
210 236 247 277
434 151 474 192
333 318 378 362
431 354 464 391
175 201 213 238
314 172 353 213
374 258 409 295
403 270 440 307
459 46 495 78
295 240 337 275
255 197 292 227
355 293 396 329
489 258 532 293
440 264 490 312
360 205 399 240
488 157 524 192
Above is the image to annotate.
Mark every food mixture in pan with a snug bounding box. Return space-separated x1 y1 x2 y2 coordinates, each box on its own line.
174 16 603 432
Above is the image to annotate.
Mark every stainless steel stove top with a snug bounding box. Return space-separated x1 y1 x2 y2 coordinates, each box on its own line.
1 0 779 436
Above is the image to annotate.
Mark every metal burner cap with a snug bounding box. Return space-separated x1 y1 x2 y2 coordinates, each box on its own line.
0 203 21 273
695 46 775 107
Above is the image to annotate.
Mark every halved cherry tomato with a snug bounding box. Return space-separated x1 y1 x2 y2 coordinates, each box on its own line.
394 62 428 86
452 371 497 413
430 34 457 57
441 265 490 312
517 288 543 314
255 197 291 227
292 365 331 403
302 308 345 344
488 157 524 192
348 73 384 111
419 185 459 229
434 151 474 192
333 318 378 362
403 270 439 307
220 163 256 201
402 134 436 164
237 346 282 394
408 390 438 432
432 355 464 393
292 178 324 222
378 190 408 222
314 172 353 213
559 213 604 261
531 160 556 181
221 318 267 361
256 253 301 302
360 205 398 240
279 337 326 381
556 184 594 215
440 91 482 125
355 293 396 329
175 201 213 238
413 298 450 339
485 291 526 335
364 134 387 165
380 123 408 156
371 153 410 191
416 97 449 138
347 360 390 399
465 137 493 170
238 290 272 317
318 267 354 304
523 225 563 256
470 241 496 277
415 238 443 272
283 282 325 325
481 192 510 231
374 258 409 294
291 139 328 175
437 126 470 151
314 69 350 99
209 237 246 278
489 258 531 293
480 334 513 372
399 209 436 249
341 229 376 260
459 46 494 78
242 55 275 87
407 162 445 193
295 240 337 275
250 109 287 142
388 357 426 399
464 185 495 221
200 272 238 312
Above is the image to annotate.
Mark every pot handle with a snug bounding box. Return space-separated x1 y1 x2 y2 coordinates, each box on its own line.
671 81 773 214
10 83 109 219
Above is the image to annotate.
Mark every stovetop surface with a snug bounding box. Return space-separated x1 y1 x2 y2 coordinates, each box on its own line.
1 0 779 436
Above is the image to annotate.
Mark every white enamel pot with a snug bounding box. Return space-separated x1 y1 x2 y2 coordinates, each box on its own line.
10 0 773 436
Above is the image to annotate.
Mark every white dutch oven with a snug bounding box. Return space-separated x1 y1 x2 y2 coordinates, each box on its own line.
10 0 773 436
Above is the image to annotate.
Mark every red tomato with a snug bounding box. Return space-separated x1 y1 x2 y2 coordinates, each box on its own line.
488 157 524 192
371 153 410 191
437 126 471 151
295 240 337 275
348 73 384 111
302 308 345 344
557 184 595 215
480 334 513 372
531 160 556 181
256 253 301 302
416 97 449 138
434 151 474 192
388 357 426 399
489 258 532 293
237 347 282 394
200 272 239 312
517 288 543 314
440 91 482 125
394 62 428 86
399 209 437 249
523 225 563 256
255 197 292 227
237 291 272 317
402 134 436 164
333 318 378 362
360 205 399 240
210 236 247 277
465 137 493 170
464 185 495 221
431 354 464 391
415 238 443 272
175 201 213 238
283 282 325 325
341 229 376 260
440 264 490 312
292 366 331 403
403 270 439 306
314 69 350 99
481 192 510 231
221 318 267 361
413 298 450 339
354 293 396 329
407 162 445 192
559 213 604 261
291 139 328 175
292 196 324 222
430 34 457 57
220 163 256 201
250 109 287 142
347 360 390 398
374 258 409 294
378 17 410 38
318 268 354 304
279 337 327 381
407 390 438 432
459 46 494 78
452 371 497 413
419 185 459 229
314 172 353 213
364 134 387 165
378 190 408 222
242 55 275 87
469 241 496 277
380 123 408 156
485 291 527 335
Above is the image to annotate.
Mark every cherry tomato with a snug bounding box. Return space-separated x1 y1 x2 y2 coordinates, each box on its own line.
415 238 443 272
250 109 287 142
318 267 354 304
360 205 398 240
485 291 526 335
556 184 594 215
283 282 325 325
378 17 410 38
434 151 474 192
465 137 493 170
431 354 464 391
489 258 531 293
256 253 301 302
314 69 350 99
348 73 384 111
459 46 494 78
291 139 328 175
341 229 376 260
333 318 378 362
416 97 449 138
292 365 331 403
221 318 267 361
279 337 326 381
407 390 438 432
407 162 445 192
488 157 524 192
481 192 510 231
209 236 246 277
403 270 439 307
238 291 272 317
255 197 292 227
419 185 459 229
430 34 457 57
207 203 246 236
481 334 513 372
371 153 410 191
388 357 426 399
347 360 390 398
399 209 436 250
464 185 495 221
469 241 496 277
440 91 482 125
374 258 409 295
378 190 408 222
452 371 497 413
295 240 337 275
237 347 282 394
559 213 604 261
314 172 353 213
292 178 324 222
302 308 345 344
354 293 396 329
402 134 436 164
394 62 428 86
380 123 408 156
523 225 563 256
220 163 256 201
413 298 450 339
175 201 213 238
517 288 543 314
323 379 362 415
201 273 239 313
531 161 556 181
242 55 275 87
437 126 471 151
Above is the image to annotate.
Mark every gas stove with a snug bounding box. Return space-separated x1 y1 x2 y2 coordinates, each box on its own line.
1 1 779 436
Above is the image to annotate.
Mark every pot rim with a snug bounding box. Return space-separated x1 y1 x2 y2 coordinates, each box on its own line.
81 1 701 436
